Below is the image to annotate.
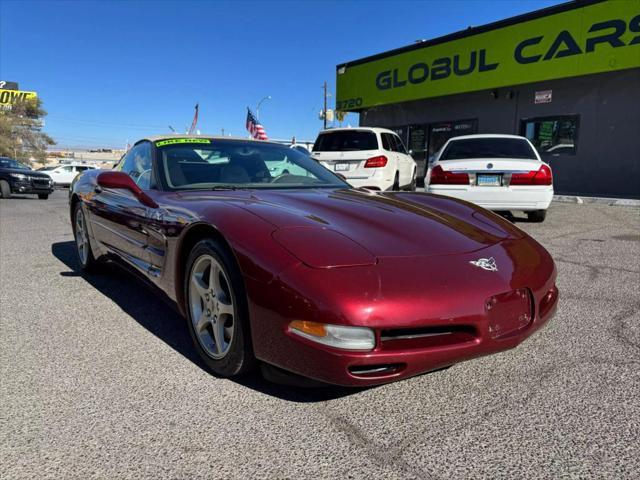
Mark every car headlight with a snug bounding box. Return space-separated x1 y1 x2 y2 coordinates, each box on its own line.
9 173 28 180
289 320 375 351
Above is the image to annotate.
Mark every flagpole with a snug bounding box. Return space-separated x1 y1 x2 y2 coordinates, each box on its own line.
188 103 199 135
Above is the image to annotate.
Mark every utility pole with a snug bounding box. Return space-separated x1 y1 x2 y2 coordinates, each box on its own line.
323 81 328 130
221 128 225 136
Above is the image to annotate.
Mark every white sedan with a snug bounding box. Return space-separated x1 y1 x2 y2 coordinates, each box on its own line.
425 134 553 222
46 164 97 186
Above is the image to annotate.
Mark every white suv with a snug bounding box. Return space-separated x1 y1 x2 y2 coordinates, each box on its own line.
46 164 97 186
311 127 417 191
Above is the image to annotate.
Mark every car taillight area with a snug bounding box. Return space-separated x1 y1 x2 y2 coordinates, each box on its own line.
364 155 388 168
486 288 533 339
510 164 553 185
429 165 470 185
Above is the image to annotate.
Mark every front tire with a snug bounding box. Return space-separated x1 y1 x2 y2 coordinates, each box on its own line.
184 239 255 377
0 180 11 198
38 193 49 200
527 209 547 223
73 203 98 272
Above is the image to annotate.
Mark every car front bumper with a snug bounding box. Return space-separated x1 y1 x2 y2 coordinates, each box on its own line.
426 185 553 211
11 179 54 195
248 237 559 387
257 287 557 387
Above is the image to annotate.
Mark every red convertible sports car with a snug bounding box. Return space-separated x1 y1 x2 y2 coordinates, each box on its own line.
70 135 558 387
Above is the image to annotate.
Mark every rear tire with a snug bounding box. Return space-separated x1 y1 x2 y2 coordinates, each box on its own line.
38 193 49 200
391 172 399 191
408 169 416 191
527 209 547 223
0 180 11 198
184 238 256 377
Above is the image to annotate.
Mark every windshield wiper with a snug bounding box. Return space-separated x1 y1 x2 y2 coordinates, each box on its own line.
210 185 246 191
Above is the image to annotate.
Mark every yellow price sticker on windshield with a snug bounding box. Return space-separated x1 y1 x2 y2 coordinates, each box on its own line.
156 138 212 147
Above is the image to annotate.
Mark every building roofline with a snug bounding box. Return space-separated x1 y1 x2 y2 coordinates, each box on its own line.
336 0 605 70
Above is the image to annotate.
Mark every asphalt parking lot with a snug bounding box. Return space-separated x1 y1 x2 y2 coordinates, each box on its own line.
1 190 639 479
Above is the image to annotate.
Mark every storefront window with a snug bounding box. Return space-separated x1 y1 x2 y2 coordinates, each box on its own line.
427 119 478 161
521 116 579 155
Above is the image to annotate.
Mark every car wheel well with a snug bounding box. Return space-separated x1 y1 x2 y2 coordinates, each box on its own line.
175 224 238 315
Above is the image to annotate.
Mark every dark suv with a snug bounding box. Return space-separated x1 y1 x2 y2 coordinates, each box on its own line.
0 157 55 199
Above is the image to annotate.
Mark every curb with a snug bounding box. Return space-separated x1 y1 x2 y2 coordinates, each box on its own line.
553 195 640 207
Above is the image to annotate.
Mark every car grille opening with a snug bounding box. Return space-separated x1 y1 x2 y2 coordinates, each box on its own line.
348 363 404 378
380 326 478 350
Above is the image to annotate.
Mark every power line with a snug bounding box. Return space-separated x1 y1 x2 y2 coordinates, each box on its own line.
46 115 167 130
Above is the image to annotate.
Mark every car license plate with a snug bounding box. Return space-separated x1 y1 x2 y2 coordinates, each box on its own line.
477 174 501 186
335 163 350 172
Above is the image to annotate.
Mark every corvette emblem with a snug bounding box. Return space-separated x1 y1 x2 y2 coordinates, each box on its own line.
470 257 498 272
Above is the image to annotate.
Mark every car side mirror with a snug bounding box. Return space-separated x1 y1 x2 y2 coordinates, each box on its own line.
96 171 158 208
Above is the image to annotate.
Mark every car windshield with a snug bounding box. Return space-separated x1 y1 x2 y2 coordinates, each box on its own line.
157 139 349 190
0 158 30 170
313 131 378 151
440 138 538 160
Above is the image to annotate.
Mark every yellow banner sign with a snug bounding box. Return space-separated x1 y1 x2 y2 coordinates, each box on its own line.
0 89 38 107
336 0 640 110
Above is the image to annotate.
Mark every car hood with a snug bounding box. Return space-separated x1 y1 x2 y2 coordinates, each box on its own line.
210 188 525 259
0 167 51 178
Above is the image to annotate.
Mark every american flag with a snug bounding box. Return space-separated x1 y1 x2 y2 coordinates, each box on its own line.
246 108 268 140
188 103 199 135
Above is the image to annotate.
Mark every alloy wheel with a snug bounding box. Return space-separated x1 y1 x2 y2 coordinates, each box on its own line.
75 208 89 266
188 254 235 359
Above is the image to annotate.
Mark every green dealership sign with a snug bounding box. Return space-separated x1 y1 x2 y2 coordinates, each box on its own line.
336 0 640 111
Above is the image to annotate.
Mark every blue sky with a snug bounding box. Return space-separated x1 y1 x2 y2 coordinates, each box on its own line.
1 0 562 148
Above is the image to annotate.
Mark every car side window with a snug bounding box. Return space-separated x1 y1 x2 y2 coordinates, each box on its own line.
62 166 74 172
381 133 393 151
119 142 153 189
393 135 408 154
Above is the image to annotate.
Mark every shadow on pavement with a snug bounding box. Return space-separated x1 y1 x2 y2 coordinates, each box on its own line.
51 240 365 403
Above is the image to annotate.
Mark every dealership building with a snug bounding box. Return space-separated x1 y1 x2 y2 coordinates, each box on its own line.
335 0 640 198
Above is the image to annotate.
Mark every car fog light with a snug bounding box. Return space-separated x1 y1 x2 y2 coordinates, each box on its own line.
288 320 375 351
